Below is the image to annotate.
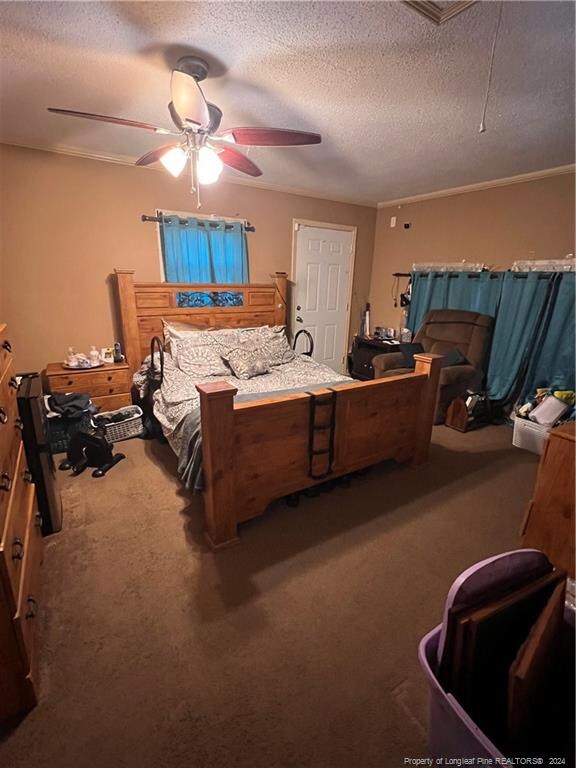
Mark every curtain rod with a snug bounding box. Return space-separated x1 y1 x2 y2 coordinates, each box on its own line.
415 270 557 280
141 214 255 232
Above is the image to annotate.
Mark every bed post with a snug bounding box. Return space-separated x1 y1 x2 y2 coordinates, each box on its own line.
272 272 288 326
413 353 443 464
114 268 140 376
197 381 240 550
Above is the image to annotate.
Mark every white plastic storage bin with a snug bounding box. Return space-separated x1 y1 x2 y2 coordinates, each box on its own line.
512 416 550 455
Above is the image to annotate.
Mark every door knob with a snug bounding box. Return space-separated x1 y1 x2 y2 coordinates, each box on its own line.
296 316 303 323
296 305 302 311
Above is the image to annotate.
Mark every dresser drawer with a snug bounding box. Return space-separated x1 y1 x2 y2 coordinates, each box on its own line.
1 442 35 612
13 490 42 672
0 325 13 380
92 393 132 412
48 367 131 396
0 362 21 480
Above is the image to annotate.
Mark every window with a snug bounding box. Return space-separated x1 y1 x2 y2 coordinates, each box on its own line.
159 213 249 284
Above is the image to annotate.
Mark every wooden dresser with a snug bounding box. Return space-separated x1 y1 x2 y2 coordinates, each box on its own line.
521 422 575 577
0 323 43 721
45 361 132 412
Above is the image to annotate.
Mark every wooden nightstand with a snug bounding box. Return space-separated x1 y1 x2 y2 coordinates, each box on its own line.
44 362 132 412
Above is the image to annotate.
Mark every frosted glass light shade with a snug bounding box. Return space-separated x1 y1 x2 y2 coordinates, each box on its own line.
197 147 224 185
160 147 188 178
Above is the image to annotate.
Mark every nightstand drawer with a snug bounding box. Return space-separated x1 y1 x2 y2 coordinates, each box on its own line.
48 368 131 395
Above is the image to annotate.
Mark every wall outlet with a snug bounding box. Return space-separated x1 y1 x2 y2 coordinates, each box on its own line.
390 216 397 228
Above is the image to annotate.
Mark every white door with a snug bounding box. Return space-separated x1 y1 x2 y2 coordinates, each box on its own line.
292 224 355 373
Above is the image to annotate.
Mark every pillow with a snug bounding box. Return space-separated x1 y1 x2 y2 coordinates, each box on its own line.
163 320 212 344
172 338 229 377
264 326 295 366
226 346 270 380
441 347 468 367
399 342 425 368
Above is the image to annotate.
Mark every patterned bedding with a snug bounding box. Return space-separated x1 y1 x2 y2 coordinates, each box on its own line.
136 348 353 490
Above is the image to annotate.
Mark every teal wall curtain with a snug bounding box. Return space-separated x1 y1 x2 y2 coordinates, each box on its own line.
160 216 249 283
408 271 503 332
407 270 575 406
519 272 575 400
486 272 552 402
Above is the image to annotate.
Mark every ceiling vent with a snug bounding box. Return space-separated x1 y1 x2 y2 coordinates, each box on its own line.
403 1 478 25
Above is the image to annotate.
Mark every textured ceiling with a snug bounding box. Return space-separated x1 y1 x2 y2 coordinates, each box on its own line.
0 1 574 205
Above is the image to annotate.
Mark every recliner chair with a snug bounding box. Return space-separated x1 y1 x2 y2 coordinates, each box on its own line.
372 309 494 424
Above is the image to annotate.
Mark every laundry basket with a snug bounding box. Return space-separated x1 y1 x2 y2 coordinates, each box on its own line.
91 405 144 443
512 416 550 455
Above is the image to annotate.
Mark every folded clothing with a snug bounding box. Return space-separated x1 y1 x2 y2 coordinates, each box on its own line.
47 392 92 419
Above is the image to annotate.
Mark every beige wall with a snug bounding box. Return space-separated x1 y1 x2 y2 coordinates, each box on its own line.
369 173 576 329
0 144 376 370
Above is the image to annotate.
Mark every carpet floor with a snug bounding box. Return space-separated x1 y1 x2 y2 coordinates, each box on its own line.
0 425 538 768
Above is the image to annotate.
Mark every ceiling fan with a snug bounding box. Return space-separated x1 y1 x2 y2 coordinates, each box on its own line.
48 56 322 207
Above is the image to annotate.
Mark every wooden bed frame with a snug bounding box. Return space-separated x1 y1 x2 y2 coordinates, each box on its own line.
115 269 442 549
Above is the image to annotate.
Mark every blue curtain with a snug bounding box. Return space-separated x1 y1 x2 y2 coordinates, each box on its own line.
518 272 575 400
486 272 552 402
160 216 249 283
408 271 503 332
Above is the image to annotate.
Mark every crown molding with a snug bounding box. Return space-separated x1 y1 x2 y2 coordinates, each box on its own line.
403 1 477 25
2 140 379 209
377 165 576 208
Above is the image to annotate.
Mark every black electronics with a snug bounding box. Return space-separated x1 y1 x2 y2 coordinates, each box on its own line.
16 373 63 535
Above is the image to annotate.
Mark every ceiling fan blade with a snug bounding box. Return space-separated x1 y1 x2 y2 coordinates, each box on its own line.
47 108 174 135
135 143 180 167
215 127 322 146
170 70 210 129
168 101 185 131
213 145 262 177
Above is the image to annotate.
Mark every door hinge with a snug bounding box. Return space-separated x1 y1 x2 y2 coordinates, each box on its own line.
294 222 301 231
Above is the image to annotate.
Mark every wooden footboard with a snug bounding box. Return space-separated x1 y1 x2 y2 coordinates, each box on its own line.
197 354 442 548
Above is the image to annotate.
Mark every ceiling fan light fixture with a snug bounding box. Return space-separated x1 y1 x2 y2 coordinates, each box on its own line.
197 146 224 185
160 146 188 177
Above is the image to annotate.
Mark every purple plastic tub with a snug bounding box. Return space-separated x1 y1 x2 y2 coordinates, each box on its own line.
418 624 505 760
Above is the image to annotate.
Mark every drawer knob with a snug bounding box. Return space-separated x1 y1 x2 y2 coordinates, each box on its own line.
23 468 33 483
25 596 38 620
12 537 24 561
2 340 12 353
0 407 7 424
67 379 74 386
0 473 11 492
14 417 23 431
109 388 114 394
8 377 18 390
107 375 112 382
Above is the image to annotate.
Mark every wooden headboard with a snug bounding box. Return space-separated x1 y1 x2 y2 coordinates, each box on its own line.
114 268 288 373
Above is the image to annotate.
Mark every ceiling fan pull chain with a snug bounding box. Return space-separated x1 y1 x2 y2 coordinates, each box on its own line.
479 0 504 134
